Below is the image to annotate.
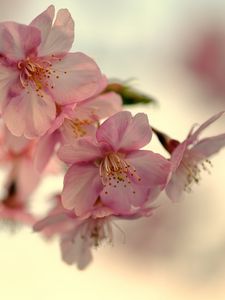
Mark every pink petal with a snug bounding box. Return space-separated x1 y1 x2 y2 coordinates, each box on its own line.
60 231 93 269
96 111 152 152
0 22 41 61
62 164 102 216
72 92 122 121
47 103 76 135
3 90 56 138
31 6 74 56
34 131 60 172
33 213 69 232
126 150 171 187
100 150 169 214
58 137 101 164
0 205 36 226
49 52 103 104
191 133 225 158
100 182 150 214
170 140 188 172
189 111 224 143
0 64 19 113
4 127 30 154
165 165 188 202
60 120 97 143
30 6 55 51
93 74 108 95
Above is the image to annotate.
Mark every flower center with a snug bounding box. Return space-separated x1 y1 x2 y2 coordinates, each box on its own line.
80 218 112 247
99 152 141 194
17 55 66 97
68 118 93 138
182 159 212 192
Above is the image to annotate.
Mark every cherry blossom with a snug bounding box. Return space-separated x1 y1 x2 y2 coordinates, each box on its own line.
34 193 155 269
34 82 122 172
33 194 115 269
58 111 171 216
0 5 103 138
165 111 225 201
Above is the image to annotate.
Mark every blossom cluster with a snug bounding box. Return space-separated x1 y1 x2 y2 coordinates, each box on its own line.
0 6 224 270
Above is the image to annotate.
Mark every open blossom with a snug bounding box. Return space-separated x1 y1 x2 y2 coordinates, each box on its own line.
0 5 103 138
34 194 155 269
58 111 171 217
33 195 115 270
34 81 122 172
165 111 225 201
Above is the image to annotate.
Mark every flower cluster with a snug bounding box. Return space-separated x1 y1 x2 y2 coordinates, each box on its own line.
0 6 224 270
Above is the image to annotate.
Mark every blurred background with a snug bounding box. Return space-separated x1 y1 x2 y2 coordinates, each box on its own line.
0 0 225 299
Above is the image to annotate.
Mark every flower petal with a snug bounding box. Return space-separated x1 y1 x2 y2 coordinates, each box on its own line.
49 52 103 104
100 181 149 214
33 213 69 232
60 230 93 269
126 150 171 187
31 6 74 56
189 111 224 143
96 111 152 152
165 165 188 202
100 150 169 214
191 133 225 158
0 64 19 113
170 140 188 172
2 90 56 138
47 103 76 135
58 137 101 164
61 121 97 144
0 22 41 60
72 92 122 121
62 164 102 216
4 127 29 154
30 5 55 51
34 131 60 172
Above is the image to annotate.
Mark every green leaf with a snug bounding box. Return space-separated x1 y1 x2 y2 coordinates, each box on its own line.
104 82 156 106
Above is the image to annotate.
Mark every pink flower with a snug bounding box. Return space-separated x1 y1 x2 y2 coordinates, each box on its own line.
33 195 114 269
33 195 78 239
165 111 225 201
59 216 112 270
34 85 122 172
58 111 171 217
0 5 103 138
61 91 122 142
34 194 155 270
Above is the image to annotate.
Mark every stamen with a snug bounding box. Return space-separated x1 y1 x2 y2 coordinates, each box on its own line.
68 118 93 138
81 218 113 248
99 153 141 194
17 56 67 96
182 158 213 192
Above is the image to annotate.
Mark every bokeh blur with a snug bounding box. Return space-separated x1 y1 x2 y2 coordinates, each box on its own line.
0 0 225 299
